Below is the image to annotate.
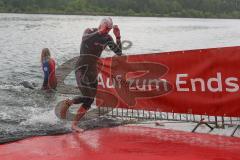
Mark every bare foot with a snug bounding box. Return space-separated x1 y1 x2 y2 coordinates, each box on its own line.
72 124 84 133
60 99 72 119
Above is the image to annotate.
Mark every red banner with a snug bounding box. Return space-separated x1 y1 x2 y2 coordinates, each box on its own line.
96 46 240 117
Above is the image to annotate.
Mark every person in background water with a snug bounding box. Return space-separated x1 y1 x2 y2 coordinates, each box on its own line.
41 48 57 90
59 17 123 132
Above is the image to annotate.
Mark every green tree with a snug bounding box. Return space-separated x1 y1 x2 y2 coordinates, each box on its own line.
0 0 239 18
0 0 4 11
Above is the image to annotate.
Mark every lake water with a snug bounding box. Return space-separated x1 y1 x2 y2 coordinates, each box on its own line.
0 13 240 143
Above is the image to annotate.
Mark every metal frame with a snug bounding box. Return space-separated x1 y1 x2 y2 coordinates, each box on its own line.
98 107 240 137
191 118 214 133
231 125 240 137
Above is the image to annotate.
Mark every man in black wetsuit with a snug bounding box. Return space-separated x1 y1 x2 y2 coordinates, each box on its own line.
60 17 122 132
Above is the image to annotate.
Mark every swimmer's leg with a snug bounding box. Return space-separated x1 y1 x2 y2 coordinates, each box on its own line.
71 107 88 133
60 99 73 119
60 96 84 119
71 98 93 132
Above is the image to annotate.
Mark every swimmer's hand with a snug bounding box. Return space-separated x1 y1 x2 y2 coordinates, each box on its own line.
113 25 121 39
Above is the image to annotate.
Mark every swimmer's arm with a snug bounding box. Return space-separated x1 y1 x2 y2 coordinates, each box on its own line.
107 36 122 56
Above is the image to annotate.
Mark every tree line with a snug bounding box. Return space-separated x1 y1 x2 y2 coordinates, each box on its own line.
0 0 239 18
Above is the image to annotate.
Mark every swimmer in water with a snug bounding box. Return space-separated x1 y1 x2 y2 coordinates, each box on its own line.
41 48 57 90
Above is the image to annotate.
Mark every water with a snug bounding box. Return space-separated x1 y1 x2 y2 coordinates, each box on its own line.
0 13 240 144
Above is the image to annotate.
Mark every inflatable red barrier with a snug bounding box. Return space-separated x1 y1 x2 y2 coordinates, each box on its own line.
96 46 240 117
1 126 240 160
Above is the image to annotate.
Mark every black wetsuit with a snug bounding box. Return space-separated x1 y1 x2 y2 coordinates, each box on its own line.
73 28 122 109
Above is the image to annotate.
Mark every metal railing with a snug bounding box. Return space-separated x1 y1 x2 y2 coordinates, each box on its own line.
98 106 240 136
